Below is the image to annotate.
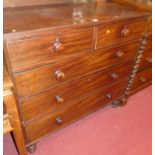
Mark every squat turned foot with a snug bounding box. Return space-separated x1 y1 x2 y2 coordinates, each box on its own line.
112 97 127 108
112 100 120 108
27 144 37 153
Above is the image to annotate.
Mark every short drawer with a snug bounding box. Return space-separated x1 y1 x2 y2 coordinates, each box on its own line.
5 27 94 72
14 41 139 98
20 62 133 122
23 79 128 143
130 68 152 92
97 19 146 48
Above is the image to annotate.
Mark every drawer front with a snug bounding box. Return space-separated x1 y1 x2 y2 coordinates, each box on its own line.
138 35 152 71
138 50 152 71
23 79 128 143
146 16 152 34
97 19 146 48
5 27 94 72
15 41 139 98
130 68 152 91
20 62 133 122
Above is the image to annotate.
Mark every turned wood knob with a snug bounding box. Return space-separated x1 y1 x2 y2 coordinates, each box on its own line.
116 51 124 58
55 70 65 80
121 26 130 36
56 117 62 124
53 38 65 52
140 76 146 82
106 93 112 99
55 95 64 104
110 72 118 79
145 57 152 63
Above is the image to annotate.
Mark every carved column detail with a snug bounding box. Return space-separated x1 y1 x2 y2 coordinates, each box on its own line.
124 34 147 97
112 34 148 108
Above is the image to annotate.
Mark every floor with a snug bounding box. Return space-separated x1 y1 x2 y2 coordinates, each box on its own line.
3 86 152 155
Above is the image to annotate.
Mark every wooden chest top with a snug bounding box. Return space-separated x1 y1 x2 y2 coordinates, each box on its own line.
4 1 150 34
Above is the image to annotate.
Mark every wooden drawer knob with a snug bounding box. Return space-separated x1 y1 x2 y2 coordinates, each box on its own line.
106 93 112 99
116 51 124 58
140 76 146 82
121 26 130 36
55 95 64 104
110 72 118 79
55 70 65 80
53 38 65 52
145 57 152 63
56 117 62 124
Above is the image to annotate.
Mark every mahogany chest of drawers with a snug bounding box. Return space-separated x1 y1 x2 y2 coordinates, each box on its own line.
3 1 152 153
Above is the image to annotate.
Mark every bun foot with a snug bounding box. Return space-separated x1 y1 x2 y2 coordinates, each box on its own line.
27 144 36 153
112 97 127 108
112 100 120 108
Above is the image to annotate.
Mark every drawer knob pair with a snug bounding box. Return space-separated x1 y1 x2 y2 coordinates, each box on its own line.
53 38 65 52
140 76 146 83
116 51 124 58
106 93 112 99
121 26 130 37
55 95 64 104
55 70 65 80
56 117 62 124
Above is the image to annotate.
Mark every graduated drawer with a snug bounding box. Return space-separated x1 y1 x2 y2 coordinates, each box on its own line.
23 79 128 143
14 41 139 98
138 35 152 71
97 18 147 49
20 62 133 122
4 27 94 72
130 68 152 92
146 16 152 34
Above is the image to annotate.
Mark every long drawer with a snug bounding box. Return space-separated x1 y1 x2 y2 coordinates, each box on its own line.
138 49 152 71
20 62 133 122
146 16 152 34
23 79 128 143
130 68 152 93
14 41 139 98
97 19 147 49
138 35 152 71
4 26 94 72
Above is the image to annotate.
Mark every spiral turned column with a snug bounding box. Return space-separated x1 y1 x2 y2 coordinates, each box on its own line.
112 34 148 108
124 34 147 97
